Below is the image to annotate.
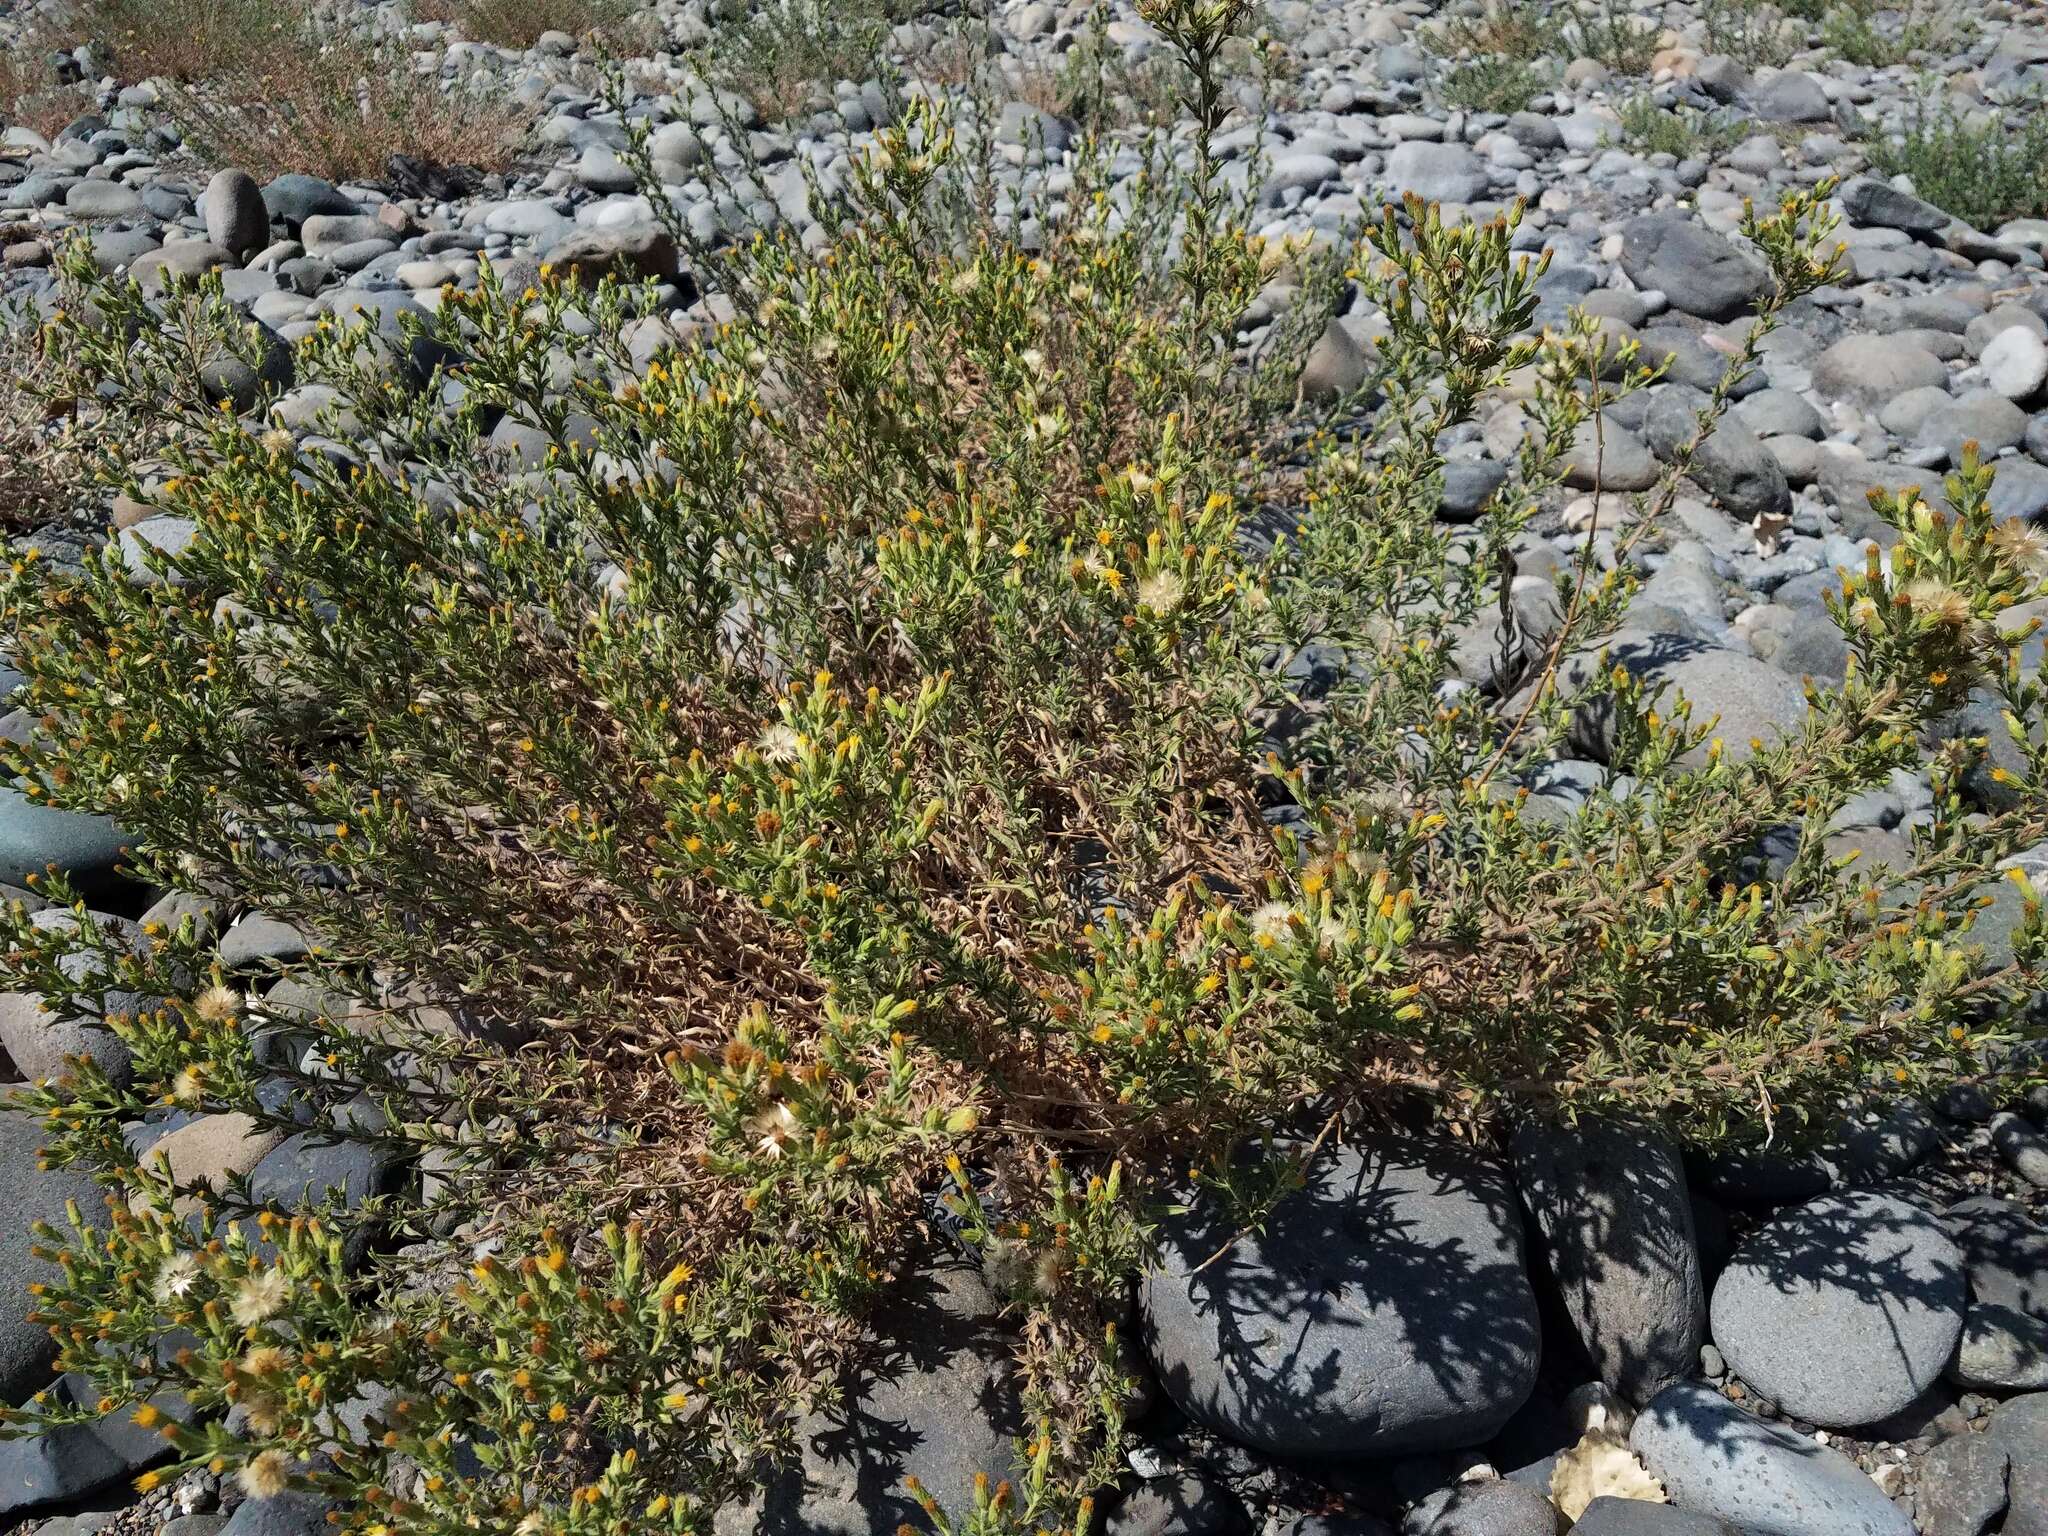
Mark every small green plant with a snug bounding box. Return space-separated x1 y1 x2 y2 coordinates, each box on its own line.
1567 0 1660 74
706 0 918 122
1699 0 1802 68
1865 94 2048 228
407 0 652 50
1033 3 1186 131
1440 53 1549 114
1433 4 1570 62
1612 94 1744 157
1819 0 1962 66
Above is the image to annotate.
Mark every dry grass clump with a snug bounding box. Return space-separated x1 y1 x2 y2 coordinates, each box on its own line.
407 0 658 52
0 320 96 537
0 43 90 141
166 42 529 182
61 0 287 85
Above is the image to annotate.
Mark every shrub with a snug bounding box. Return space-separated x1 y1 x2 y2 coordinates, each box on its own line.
1566 0 1660 74
1819 0 1964 66
704 0 918 122
406 0 650 50
1440 54 1549 114
0 38 89 142
162 23 529 181
1611 94 1744 158
1698 0 1803 68
3 0 2045 1532
1864 94 2048 228
1432 4 1570 62
0 316 95 535
1025 3 1187 132
55 0 290 86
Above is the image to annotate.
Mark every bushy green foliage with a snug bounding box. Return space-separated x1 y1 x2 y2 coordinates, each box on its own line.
1819 0 1964 66
1698 0 1802 68
1440 54 1549 114
1864 95 2048 228
3 0 2047 1532
1612 95 1744 158
705 0 921 121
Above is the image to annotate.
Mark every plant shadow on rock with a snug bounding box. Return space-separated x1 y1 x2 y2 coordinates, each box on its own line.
1512 1123 1706 1407
1142 1135 1540 1458
732 1257 1026 1535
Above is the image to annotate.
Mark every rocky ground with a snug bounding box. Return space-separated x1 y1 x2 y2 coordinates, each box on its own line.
4 0 2048 1532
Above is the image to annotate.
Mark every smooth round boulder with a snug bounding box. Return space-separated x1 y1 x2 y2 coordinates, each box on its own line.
1709 1190 1964 1428
1630 1383 1913 1536
203 169 268 259
1809 334 1948 412
1618 212 1768 321
1141 1137 1539 1457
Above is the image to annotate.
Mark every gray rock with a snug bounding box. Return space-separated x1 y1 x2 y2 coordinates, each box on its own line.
0 1419 126 1517
1709 1190 1965 1428
1946 1195 2048 1315
1951 1303 2048 1389
1987 1394 2048 1536
203 169 268 259
1982 325 2048 402
260 174 359 230
1566 631 1810 767
1993 1111 2048 1186
1264 151 1342 203
1629 1382 1913 1536
299 214 386 258
1842 175 1950 236
219 1486 336 1536
1914 1432 2009 1536
1564 415 1659 491
1750 70 1832 123
1917 390 2028 465
1620 213 1769 321
1106 1473 1249 1536
1644 389 1789 518
0 1102 101 1403
130 242 228 294
540 227 681 286
1989 457 2048 521
1440 460 1507 523
219 915 317 969
1810 335 1948 411
1512 1123 1705 1406
1570 1500 1740 1535
1301 318 1371 402
63 180 141 219
1734 388 1825 441
1141 1137 1539 1457
0 783 127 893
1385 141 1487 204
713 1261 1024 1535
1404 1479 1556 1536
